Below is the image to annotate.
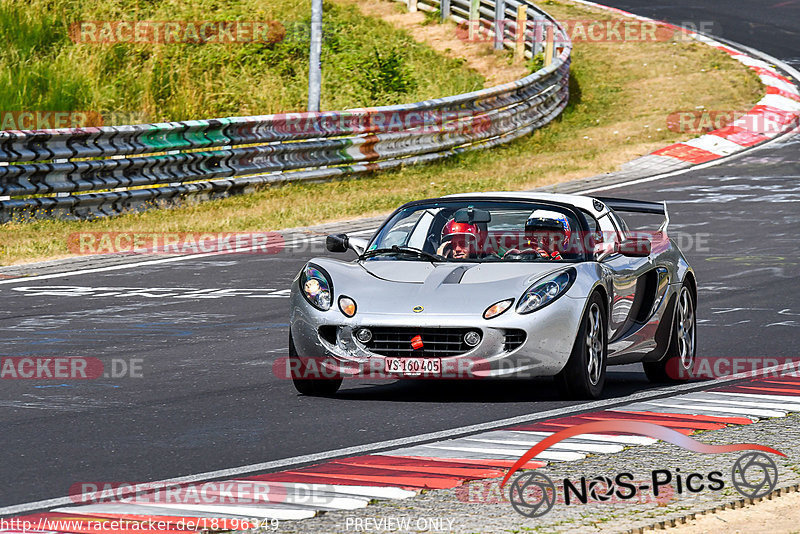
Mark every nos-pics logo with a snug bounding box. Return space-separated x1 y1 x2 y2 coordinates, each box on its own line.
500 421 783 518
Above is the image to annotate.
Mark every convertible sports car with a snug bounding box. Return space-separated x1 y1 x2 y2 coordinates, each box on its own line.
288 192 697 399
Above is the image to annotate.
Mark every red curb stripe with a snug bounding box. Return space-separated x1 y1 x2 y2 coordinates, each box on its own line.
651 143 720 163
714 45 742 56
382 456 545 470
513 412 725 430
749 105 800 124
612 410 753 426
766 86 800 101
716 385 800 396
514 421 697 435
280 470 462 489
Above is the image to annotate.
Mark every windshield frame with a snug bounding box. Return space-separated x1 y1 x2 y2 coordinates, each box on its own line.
363 196 594 263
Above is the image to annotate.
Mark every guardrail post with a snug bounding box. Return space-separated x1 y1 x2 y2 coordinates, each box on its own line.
407 0 418 13
544 24 554 66
515 5 527 60
494 0 505 50
532 13 544 57
469 0 480 42
441 0 450 21
307 0 323 112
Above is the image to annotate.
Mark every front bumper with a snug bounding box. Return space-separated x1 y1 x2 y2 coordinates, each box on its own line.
289 290 586 379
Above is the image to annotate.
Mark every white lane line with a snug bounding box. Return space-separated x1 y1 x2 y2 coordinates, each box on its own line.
505 430 657 446
1 363 790 517
380 445 549 463
628 401 785 418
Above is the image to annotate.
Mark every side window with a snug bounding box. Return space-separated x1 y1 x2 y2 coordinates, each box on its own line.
608 210 630 239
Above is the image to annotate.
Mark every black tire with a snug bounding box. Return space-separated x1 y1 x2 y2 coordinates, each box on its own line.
289 332 342 396
644 283 697 383
555 292 607 399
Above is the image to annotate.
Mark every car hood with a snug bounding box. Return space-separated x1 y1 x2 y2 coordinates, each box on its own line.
306 258 570 316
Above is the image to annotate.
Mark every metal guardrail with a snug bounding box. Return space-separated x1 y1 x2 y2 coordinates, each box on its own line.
0 0 571 222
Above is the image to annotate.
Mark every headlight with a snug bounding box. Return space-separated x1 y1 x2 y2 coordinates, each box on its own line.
516 268 576 314
300 264 333 310
484 298 514 319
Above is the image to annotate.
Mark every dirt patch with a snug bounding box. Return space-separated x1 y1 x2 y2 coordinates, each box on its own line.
671 490 800 533
334 0 531 86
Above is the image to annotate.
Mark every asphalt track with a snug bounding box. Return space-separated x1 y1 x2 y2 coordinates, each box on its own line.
1 0 799 511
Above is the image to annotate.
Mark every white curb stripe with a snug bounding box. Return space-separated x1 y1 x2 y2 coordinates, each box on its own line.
705 391 800 404
683 135 748 155
233 482 416 501
505 430 657 446
681 392 800 411
422 444 584 462
107 502 317 520
759 94 800 111
459 437 623 454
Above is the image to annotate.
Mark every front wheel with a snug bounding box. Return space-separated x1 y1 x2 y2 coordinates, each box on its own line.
555 293 607 399
644 284 696 383
289 332 342 396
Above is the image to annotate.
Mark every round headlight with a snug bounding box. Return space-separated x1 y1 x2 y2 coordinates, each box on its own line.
300 264 332 310
339 296 357 317
516 268 576 315
355 328 372 343
464 330 481 347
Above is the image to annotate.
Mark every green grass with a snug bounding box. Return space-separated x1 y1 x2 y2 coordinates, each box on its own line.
0 0 483 123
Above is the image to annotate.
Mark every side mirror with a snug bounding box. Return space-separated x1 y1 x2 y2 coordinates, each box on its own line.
326 233 349 253
326 234 368 255
619 237 651 257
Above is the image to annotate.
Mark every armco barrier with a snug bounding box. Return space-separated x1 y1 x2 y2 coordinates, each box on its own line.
0 0 570 222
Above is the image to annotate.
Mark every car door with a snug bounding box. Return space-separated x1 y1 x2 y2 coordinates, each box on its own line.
598 210 652 342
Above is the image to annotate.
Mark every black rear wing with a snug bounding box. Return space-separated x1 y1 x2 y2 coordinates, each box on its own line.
596 196 669 233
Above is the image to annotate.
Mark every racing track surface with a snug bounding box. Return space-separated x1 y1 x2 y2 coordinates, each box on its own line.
1 0 799 510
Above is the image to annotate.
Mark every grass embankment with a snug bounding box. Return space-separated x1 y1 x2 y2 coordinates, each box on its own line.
0 0 482 121
0 0 762 265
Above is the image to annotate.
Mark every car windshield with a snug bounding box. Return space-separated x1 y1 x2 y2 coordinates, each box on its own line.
365 200 592 262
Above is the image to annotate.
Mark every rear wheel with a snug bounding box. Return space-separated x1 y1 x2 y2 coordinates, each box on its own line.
555 293 607 399
289 332 342 396
643 284 696 382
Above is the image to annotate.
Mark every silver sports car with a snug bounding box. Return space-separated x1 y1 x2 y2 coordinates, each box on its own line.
288 192 697 399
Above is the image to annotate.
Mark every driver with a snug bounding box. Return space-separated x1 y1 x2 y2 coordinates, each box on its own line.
437 219 483 259
504 209 572 260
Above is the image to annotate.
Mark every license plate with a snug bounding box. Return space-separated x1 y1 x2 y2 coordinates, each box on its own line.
384 357 442 376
